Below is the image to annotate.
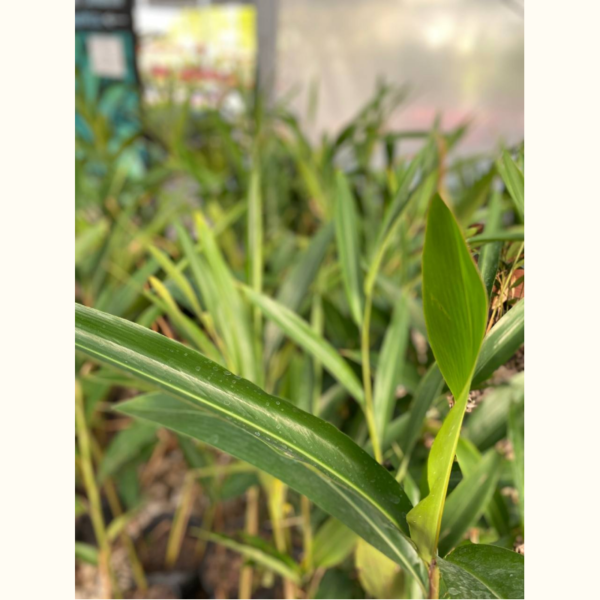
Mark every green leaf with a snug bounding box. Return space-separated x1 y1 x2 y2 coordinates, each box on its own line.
244 288 365 406
473 300 524 385
75 304 426 589
75 495 88 518
75 542 99 566
454 165 496 225
468 227 524 245
264 223 334 360
407 195 488 564
465 373 524 450
194 530 301 583
247 167 263 300
335 171 364 326
456 438 510 537
313 518 358 569
497 151 524 223
315 569 364 599
75 219 109 266
438 544 524 599
438 450 502 557
373 291 411 440
478 191 504 298
508 396 524 528
148 245 204 319
399 364 444 461
378 140 434 244
147 276 221 362
194 214 257 382
355 539 405 600
98 420 157 482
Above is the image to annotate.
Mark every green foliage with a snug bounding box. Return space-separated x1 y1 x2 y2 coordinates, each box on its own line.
75 86 525 599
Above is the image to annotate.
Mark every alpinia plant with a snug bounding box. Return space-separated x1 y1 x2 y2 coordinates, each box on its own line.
76 137 524 598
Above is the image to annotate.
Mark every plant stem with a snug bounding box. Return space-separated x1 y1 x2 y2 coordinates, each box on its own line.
428 560 440 600
90 437 147 592
165 473 197 568
361 292 383 463
75 382 120 599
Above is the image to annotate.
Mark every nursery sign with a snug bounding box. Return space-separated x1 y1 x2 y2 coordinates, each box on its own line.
75 0 141 142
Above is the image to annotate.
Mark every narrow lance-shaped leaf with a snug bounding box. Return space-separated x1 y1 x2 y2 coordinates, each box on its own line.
195 214 258 383
244 287 365 406
193 530 301 584
407 195 488 565
264 223 334 361
334 171 364 327
75 304 427 590
438 449 502 557
247 166 263 338
508 396 524 528
497 150 524 223
478 190 504 299
373 291 411 440
456 438 511 537
473 299 524 385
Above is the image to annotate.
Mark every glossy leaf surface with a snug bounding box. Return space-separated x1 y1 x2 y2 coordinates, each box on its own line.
439 544 524 599
407 195 488 564
75 304 426 587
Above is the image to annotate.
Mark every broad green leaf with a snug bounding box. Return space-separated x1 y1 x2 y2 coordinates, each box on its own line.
355 539 404 600
373 292 411 440
75 304 426 589
98 420 157 482
478 191 504 298
264 223 334 361
497 150 524 223
438 544 524 599
244 288 365 406
313 518 358 569
508 396 524 528
194 530 301 584
407 195 488 564
335 171 364 326
75 542 99 566
438 450 502 557
473 301 524 385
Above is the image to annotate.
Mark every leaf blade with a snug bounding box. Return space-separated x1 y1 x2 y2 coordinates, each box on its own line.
407 195 488 564
75 304 426 588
